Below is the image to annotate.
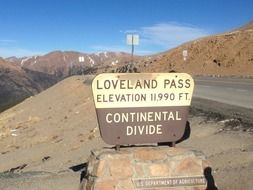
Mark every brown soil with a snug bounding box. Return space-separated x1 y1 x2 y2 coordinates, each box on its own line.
137 26 253 76
0 76 252 190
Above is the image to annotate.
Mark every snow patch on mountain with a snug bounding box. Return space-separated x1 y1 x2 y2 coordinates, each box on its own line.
88 56 95 65
21 57 31 66
111 60 119 65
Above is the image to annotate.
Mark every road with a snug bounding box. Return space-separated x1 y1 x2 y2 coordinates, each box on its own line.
193 77 253 109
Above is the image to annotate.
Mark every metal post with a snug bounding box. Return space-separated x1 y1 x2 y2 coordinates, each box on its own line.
131 35 134 64
127 34 139 65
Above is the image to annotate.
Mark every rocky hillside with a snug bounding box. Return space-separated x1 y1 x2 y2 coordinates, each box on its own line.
135 20 253 76
0 58 57 112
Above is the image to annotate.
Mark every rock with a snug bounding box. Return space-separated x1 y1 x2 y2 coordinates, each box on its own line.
5 164 27 173
42 156 51 162
83 147 214 190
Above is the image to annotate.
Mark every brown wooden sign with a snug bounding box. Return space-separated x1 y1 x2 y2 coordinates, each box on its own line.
92 73 194 145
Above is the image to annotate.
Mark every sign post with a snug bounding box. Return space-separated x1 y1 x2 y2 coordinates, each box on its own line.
92 73 194 145
78 56 85 76
126 34 139 64
182 50 188 61
79 56 85 63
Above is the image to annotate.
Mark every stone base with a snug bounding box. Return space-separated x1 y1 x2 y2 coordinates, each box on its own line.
83 147 213 190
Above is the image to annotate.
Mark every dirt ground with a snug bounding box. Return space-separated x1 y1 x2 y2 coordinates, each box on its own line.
0 76 252 190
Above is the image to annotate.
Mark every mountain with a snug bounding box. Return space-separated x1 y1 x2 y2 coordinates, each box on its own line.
1 51 136 112
10 51 134 78
5 56 20 63
0 58 57 112
134 20 253 76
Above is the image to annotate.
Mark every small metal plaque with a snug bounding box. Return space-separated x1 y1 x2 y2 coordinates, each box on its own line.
133 176 206 189
92 73 194 145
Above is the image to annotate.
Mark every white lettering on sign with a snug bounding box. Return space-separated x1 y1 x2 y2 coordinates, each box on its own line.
105 111 182 124
126 124 162 136
105 111 182 137
133 176 206 188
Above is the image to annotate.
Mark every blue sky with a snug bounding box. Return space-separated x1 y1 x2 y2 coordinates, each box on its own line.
0 0 252 57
